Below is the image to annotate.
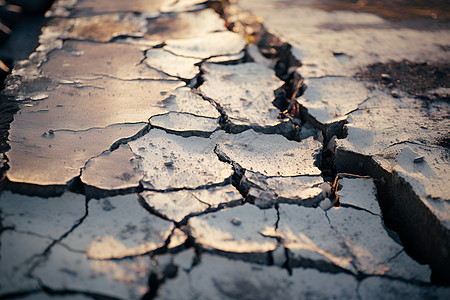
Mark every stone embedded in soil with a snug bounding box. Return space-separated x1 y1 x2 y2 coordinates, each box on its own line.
145 48 201 79
155 252 358 299
188 204 278 253
337 177 381 215
149 112 219 135
32 245 152 299
146 8 226 40
327 206 431 280
359 277 450 300
164 31 246 59
275 204 354 272
244 171 328 208
7 123 144 186
200 62 284 126
214 130 322 176
0 192 86 239
159 87 220 119
62 195 174 259
80 144 143 191
298 77 370 124
128 129 233 190
41 40 173 80
140 185 241 222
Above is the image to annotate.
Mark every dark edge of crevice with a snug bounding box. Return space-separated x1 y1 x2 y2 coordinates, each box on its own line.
335 149 450 285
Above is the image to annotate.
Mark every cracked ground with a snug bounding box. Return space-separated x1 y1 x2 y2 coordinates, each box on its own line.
0 0 449 299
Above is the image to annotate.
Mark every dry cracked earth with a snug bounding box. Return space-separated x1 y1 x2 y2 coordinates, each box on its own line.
0 0 449 299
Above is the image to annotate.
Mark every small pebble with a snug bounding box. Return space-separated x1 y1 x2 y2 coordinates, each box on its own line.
391 90 400 98
231 217 241 226
381 73 392 81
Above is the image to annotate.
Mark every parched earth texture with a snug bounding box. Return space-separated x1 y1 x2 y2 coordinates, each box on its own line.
0 0 449 299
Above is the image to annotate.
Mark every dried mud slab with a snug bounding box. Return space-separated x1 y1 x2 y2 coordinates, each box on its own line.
149 113 220 136
158 87 220 118
80 145 143 191
14 78 183 130
67 14 148 42
146 8 226 40
200 62 284 126
299 77 370 125
188 204 278 253
275 204 354 272
214 130 322 176
62 195 175 259
337 177 381 215
7 123 145 187
164 31 246 59
239 1 450 77
141 185 241 222
33 245 152 299
41 41 173 80
128 129 233 190
155 252 358 299
145 48 201 79
243 171 328 208
73 0 168 15
0 192 86 294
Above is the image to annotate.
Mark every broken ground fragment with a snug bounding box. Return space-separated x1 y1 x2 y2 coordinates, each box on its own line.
165 31 246 59
214 130 322 176
188 204 278 253
128 129 233 190
0 231 51 294
274 204 354 272
158 87 220 119
7 123 144 187
67 14 148 42
32 244 152 299
72 0 168 15
145 48 201 79
0 191 85 239
0 192 86 294
298 76 370 127
327 205 431 281
80 144 143 192
239 1 450 78
359 277 450 300
336 95 450 156
41 40 173 80
14 78 183 130
149 113 219 137
155 252 358 299
140 185 241 223
243 171 328 208
146 8 226 40
200 62 284 127
62 195 175 259
337 176 381 215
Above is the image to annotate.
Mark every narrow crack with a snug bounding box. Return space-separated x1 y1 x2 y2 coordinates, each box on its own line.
26 197 90 277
